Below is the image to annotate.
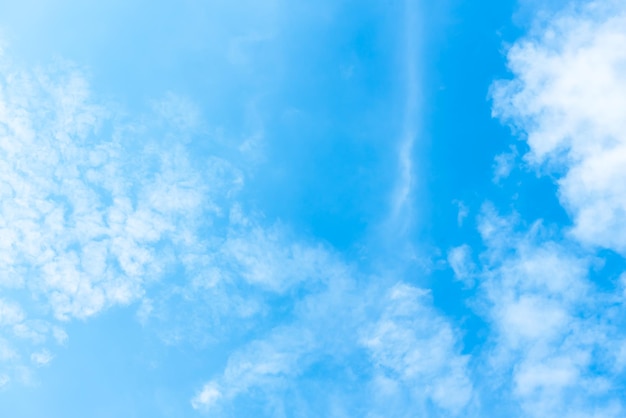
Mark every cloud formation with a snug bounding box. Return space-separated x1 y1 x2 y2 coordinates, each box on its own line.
478 3 626 413
0 35 472 418
491 0 626 253
191 276 474 417
6 1 626 416
0 52 235 384
361 283 473 416
472 206 626 417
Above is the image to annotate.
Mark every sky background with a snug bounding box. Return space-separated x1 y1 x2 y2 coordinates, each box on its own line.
1 0 626 416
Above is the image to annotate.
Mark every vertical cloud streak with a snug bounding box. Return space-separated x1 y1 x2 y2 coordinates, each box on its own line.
386 0 421 241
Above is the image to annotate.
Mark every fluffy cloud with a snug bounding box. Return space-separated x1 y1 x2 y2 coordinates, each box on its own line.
470 206 626 417
491 0 626 254
480 2 626 414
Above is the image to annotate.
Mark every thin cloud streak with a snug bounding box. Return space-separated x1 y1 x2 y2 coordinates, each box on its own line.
386 0 421 241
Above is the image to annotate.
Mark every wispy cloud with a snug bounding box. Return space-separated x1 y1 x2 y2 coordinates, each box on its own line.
30 349 53 367
361 283 473 416
469 206 626 416
492 146 518 183
184 2 479 415
386 0 421 240
0 50 239 383
190 272 473 416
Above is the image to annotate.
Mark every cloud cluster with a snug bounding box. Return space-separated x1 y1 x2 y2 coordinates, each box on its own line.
474 207 625 417
0 54 235 385
481 3 626 413
491 0 626 253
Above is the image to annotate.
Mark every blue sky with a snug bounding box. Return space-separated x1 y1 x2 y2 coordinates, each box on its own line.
1 0 626 416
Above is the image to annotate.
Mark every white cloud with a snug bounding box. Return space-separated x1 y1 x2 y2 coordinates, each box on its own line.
191 382 222 410
0 47 245 384
30 349 53 367
385 0 421 241
190 271 473 416
491 0 626 253
484 4 626 414
474 206 626 417
188 250 354 414
0 339 17 362
448 244 475 284
492 146 517 183
139 212 355 350
0 299 25 326
221 223 337 292
455 200 469 226
361 283 473 416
